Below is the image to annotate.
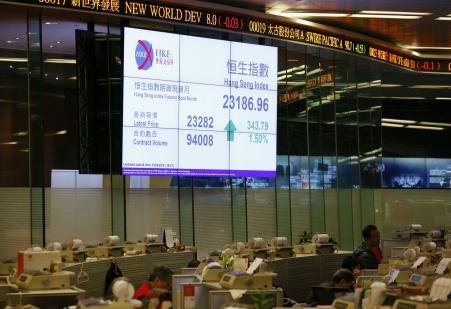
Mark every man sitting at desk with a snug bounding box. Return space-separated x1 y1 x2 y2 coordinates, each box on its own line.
307 268 355 306
133 266 174 309
353 225 383 269
341 255 361 277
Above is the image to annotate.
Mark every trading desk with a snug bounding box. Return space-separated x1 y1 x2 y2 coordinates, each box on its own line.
177 281 283 309
63 251 194 297
6 287 85 309
268 251 352 302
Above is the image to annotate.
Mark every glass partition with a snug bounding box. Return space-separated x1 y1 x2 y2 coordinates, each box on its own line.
0 9 30 257
335 53 359 250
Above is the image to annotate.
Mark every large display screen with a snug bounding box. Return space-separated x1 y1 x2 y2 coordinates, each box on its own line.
122 27 277 177
382 157 451 189
427 158 451 188
383 158 427 188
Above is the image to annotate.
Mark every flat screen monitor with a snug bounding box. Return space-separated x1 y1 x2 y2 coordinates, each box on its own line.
122 27 278 177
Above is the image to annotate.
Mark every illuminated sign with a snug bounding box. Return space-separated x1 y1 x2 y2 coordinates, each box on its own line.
278 91 299 104
306 73 333 89
5 0 451 73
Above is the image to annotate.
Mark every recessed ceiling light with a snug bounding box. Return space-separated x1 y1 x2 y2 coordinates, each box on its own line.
278 74 293 80
351 14 422 19
360 96 425 100
359 10 431 15
382 123 404 128
381 118 416 124
15 37 20 40
419 121 451 127
401 46 451 50
279 12 350 18
49 45 54 48
55 76 59 80
44 58 76 64
13 131 28 137
56 41 61 44
306 68 322 76
406 125 444 130
6 40 14 44
44 22 58 25
410 85 451 89
277 81 306 85
0 57 27 62
380 84 402 88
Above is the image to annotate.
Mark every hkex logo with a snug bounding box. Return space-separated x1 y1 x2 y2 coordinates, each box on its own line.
135 40 154 70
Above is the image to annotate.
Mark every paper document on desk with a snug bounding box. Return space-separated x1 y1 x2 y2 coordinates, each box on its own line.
233 258 248 272
412 256 426 269
435 258 451 274
388 268 400 284
229 289 247 300
246 257 263 274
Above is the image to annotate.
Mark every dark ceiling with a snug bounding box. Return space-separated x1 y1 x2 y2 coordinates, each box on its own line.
202 0 451 57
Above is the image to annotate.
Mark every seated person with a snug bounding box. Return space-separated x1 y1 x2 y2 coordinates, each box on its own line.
307 268 355 306
353 225 383 269
187 259 201 268
133 266 174 309
330 268 356 290
341 255 361 277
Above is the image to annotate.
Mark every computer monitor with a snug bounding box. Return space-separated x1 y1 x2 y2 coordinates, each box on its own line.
171 275 199 309
311 286 351 305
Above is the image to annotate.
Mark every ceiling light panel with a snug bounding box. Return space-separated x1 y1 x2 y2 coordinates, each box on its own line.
381 118 416 124
359 11 432 16
419 122 451 127
350 14 422 19
279 12 349 18
382 123 404 128
406 125 444 130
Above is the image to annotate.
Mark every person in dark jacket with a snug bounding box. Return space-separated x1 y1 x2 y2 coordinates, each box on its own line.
306 268 355 306
341 255 361 277
353 225 383 269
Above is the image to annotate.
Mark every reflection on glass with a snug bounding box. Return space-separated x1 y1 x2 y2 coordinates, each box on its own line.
179 177 194 246
194 185 232 257
126 176 179 243
247 186 276 242
0 8 31 257
232 178 247 242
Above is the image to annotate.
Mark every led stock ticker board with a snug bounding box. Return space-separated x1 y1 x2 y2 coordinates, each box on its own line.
122 27 278 177
9 0 451 73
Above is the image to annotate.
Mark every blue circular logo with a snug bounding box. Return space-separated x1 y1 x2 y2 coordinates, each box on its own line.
135 40 154 70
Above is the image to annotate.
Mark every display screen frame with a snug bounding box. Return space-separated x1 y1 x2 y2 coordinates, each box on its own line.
121 26 278 178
